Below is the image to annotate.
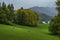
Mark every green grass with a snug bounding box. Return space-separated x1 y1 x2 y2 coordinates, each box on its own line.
0 24 60 40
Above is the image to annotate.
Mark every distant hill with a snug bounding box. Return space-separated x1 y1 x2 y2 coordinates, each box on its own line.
39 13 52 21
29 6 58 21
29 6 57 17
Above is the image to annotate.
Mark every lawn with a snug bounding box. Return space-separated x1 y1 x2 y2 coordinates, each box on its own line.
0 24 60 40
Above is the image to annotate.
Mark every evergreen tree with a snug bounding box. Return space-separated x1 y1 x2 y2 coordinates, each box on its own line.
7 4 14 23
49 0 60 34
0 2 6 24
2 2 6 10
7 4 11 10
0 2 1 10
10 4 14 14
0 3 1 8
21 7 23 10
0 2 13 25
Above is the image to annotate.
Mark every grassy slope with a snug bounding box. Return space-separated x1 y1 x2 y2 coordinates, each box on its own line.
0 24 60 40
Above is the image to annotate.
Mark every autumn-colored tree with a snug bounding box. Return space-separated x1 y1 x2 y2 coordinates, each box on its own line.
14 9 39 27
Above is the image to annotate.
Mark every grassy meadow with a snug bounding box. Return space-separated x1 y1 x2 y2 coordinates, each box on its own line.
0 24 60 40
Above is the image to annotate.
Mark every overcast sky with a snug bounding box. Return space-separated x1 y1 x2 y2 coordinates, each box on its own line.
0 0 57 9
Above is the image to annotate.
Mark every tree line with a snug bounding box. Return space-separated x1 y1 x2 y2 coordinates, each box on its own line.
0 2 39 27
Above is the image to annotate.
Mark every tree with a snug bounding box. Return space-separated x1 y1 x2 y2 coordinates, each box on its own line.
0 2 1 8
49 0 60 34
14 9 25 25
0 2 13 25
14 9 39 27
7 4 14 23
0 2 2 10
2 2 6 10
21 7 23 10
0 2 6 24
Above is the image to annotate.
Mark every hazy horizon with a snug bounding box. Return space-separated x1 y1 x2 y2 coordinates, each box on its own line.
0 0 57 9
